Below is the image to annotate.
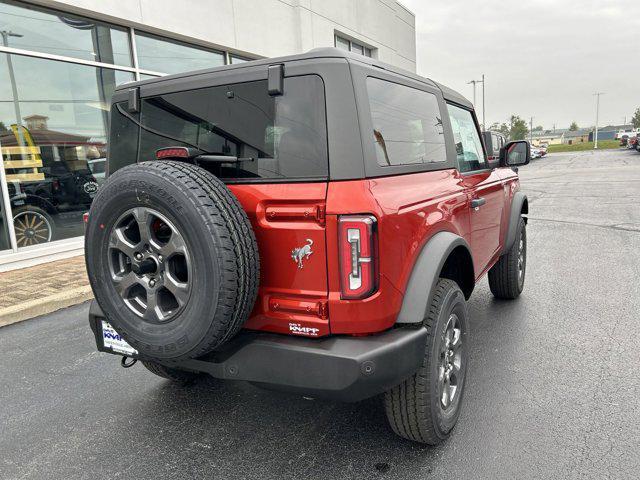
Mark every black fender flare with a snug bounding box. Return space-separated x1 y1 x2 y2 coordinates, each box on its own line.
396 231 474 324
502 192 528 254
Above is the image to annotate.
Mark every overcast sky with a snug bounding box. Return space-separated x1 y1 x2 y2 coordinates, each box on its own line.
401 0 640 130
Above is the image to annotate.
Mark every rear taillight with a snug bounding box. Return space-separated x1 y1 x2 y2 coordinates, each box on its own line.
338 215 378 300
83 212 89 224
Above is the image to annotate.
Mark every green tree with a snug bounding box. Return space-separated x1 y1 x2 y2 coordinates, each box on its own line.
632 108 640 128
489 121 510 139
509 115 529 140
533 125 544 132
569 121 579 131
0 121 8 132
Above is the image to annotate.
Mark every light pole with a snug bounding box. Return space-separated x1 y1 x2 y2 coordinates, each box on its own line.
530 117 533 144
467 79 478 106
1 30 25 145
467 76 486 128
593 92 604 149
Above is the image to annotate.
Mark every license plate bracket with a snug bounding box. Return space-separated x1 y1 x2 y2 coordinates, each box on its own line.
96 320 138 357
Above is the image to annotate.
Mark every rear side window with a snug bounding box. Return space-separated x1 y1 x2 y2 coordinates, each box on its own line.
136 75 328 181
366 77 446 167
447 104 486 172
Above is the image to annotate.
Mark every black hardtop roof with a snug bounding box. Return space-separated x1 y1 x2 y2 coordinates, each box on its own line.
117 47 472 109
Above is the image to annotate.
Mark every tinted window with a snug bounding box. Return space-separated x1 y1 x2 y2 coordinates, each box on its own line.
447 104 486 172
108 101 139 173
367 77 446 167
135 76 327 180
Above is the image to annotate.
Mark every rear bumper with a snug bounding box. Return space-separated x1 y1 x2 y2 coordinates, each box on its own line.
89 301 427 402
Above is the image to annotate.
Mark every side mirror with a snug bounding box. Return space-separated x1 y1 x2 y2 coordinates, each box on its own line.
499 140 530 168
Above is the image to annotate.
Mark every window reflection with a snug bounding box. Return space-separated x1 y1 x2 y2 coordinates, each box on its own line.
134 77 328 180
367 77 446 166
447 104 486 173
0 190 10 250
0 53 133 248
229 55 250 64
135 32 225 74
0 0 132 66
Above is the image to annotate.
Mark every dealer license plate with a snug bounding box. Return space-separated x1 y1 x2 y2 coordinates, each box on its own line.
101 321 138 356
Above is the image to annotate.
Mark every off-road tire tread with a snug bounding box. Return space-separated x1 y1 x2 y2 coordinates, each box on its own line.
488 217 526 299
89 161 259 359
384 278 461 444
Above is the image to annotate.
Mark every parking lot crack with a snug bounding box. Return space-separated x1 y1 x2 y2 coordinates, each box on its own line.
525 216 640 233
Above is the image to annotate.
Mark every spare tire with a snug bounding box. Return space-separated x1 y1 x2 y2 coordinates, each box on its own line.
85 161 259 360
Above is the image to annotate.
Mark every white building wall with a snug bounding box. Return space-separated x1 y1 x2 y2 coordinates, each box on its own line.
31 0 416 71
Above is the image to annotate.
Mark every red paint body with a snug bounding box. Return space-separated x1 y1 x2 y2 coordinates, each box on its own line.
228 165 520 338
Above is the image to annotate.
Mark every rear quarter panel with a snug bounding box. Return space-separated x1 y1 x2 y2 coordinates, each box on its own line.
326 169 469 334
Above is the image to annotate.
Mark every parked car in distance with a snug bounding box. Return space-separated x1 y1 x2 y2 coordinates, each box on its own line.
482 130 507 162
531 147 542 159
84 48 531 445
615 128 638 140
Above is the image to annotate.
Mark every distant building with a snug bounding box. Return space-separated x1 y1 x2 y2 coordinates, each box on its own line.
564 129 591 145
589 124 635 142
530 130 568 146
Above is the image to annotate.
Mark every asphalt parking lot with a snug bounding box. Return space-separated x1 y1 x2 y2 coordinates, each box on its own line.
1 148 639 480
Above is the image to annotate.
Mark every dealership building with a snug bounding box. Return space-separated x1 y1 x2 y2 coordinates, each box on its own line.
0 0 416 270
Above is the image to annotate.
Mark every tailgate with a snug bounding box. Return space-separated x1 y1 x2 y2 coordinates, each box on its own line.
229 182 329 337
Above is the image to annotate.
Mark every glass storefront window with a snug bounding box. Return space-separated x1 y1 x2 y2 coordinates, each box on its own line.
0 0 132 67
135 32 225 74
0 53 133 248
0 4 249 258
0 187 11 251
229 55 250 64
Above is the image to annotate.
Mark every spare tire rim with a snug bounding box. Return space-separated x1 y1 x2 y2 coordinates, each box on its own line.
438 313 463 410
108 207 192 324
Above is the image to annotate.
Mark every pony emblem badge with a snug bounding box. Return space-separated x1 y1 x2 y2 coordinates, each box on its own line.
291 239 313 269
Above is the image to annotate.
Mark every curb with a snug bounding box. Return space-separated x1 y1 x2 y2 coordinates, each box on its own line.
0 285 94 328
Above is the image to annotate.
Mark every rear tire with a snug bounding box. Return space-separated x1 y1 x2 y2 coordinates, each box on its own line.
488 217 526 299
141 360 201 383
384 279 469 444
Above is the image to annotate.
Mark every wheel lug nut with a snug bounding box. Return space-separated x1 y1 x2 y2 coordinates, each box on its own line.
158 255 163 263
134 252 143 261
149 279 156 287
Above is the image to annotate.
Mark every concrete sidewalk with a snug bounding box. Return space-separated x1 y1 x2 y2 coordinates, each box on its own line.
0 255 92 327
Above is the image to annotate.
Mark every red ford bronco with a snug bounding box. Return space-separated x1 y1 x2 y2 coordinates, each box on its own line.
86 48 530 445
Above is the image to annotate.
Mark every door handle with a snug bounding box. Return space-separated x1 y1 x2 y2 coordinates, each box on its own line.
470 197 486 209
